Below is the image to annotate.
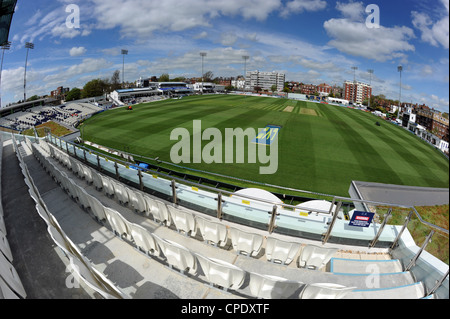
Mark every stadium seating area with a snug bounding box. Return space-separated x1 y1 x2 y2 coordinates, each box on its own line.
1 132 445 299
0 102 104 132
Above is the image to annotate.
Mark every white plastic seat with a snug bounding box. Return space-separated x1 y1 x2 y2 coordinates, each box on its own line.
0 229 13 262
0 250 27 299
0 276 20 299
195 254 246 291
298 245 338 270
143 196 171 225
69 158 82 177
299 283 355 299
143 195 158 217
167 205 196 236
81 165 93 184
265 237 301 265
195 216 228 247
0 215 6 237
101 176 115 198
112 181 129 205
126 188 147 214
91 171 103 191
249 272 303 299
104 207 132 241
153 235 196 275
87 196 107 222
67 255 127 299
128 223 160 256
76 186 91 211
229 227 264 257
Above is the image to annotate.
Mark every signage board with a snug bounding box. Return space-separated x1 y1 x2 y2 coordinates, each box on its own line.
349 211 375 228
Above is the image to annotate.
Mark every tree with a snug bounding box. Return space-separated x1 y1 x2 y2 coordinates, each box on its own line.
159 73 170 82
110 70 121 91
271 84 277 93
203 71 214 82
66 88 81 101
26 95 40 102
82 79 106 98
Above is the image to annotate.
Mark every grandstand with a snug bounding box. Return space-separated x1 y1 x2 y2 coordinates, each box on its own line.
0 102 104 133
1 131 448 301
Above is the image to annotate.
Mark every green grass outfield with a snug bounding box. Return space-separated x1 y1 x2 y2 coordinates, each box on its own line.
82 94 449 197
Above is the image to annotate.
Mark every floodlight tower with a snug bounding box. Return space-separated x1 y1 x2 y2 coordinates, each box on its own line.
398 65 403 120
0 41 11 108
351 66 358 105
200 52 207 94
243 55 249 93
24 42 34 102
121 49 128 88
367 69 374 109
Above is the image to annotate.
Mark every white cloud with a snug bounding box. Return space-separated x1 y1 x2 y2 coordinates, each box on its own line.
335 1 365 21
90 0 282 38
220 32 238 46
69 47 87 57
412 0 449 49
323 19 415 62
280 0 327 18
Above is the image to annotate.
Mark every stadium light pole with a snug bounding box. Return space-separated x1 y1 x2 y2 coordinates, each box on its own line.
351 66 358 105
200 52 207 94
243 55 249 94
121 49 128 88
398 65 403 121
0 41 11 109
24 42 34 103
367 69 374 109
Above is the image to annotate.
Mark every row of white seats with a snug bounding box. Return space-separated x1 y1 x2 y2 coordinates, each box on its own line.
32 141 349 298
39 139 339 270
31 138 429 299
14 136 128 299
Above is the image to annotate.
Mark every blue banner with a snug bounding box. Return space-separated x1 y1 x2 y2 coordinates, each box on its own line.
349 211 375 228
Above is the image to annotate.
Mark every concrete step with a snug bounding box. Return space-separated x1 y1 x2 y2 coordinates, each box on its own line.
344 282 426 299
330 258 404 275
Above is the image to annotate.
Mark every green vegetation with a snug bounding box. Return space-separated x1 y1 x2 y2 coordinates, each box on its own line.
387 205 449 265
82 95 449 197
23 121 73 137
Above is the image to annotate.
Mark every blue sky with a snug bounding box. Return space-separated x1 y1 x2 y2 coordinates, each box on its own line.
1 0 449 113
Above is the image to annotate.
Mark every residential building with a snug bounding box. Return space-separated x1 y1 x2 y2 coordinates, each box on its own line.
245 71 285 92
344 81 372 105
317 83 332 96
51 86 70 100
300 84 317 95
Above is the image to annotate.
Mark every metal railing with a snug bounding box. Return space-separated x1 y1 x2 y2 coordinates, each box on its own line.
5 131 447 297
42 133 448 251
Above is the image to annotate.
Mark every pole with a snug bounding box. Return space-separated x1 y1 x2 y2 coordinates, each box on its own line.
368 69 374 109
121 49 128 88
0 42 11 109
398 66 403 120
351 66 358 105
243 55 249 93
24 42 34 103
200 52 206 94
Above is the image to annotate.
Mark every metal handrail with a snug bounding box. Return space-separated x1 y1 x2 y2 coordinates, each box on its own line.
47 134 449 239
331 196 449 236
